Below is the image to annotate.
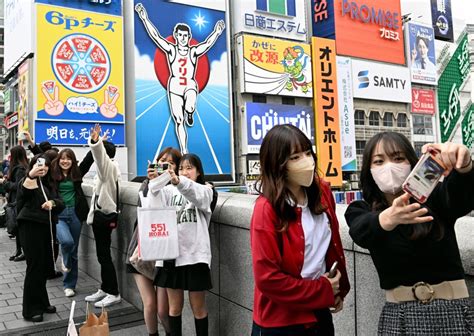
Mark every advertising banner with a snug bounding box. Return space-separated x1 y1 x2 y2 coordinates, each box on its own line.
336 56 356 172
351 59 411 103
406 22 437 85
4 112 18 129
312 0 335 39
4 0 33 74
245 102 314 154
134 0 232 178
438 34 469 142
411 88 435 115
35 2 125 144
35 121 124 146
18 62 30 135
238 35 313 98
312 37 342 187
334 0 404 65
461 105 474 149
232 0 307 41
431 0 453 42
3 88 11 115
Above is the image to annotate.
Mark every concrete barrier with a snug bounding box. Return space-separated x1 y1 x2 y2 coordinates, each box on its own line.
78 180 474 336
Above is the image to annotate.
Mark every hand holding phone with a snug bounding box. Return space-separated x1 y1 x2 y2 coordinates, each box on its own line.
328 261 338 278
36 158 45 167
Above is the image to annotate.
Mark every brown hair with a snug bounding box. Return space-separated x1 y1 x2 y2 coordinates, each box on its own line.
157 147 182 174
51 148 82 183
256 124 325 231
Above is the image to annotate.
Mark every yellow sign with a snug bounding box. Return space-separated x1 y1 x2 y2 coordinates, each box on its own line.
36 4 124 123
18 61 29 134
240 34 313 98
312 37 342 187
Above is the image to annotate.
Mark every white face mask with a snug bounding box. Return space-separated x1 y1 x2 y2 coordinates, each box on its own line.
371 162 411 195
287 156 315 187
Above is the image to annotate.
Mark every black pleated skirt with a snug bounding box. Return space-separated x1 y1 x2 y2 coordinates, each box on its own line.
154 261 212 291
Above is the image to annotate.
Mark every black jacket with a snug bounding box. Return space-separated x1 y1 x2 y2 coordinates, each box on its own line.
4 165 27 204
16 178 65 225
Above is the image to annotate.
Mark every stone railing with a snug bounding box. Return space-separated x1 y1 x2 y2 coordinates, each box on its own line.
78 181 474 336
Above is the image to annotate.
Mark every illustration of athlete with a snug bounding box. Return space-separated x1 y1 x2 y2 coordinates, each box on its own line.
135 3 225 153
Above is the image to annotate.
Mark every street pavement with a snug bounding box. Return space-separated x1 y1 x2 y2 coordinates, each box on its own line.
0 226 159 335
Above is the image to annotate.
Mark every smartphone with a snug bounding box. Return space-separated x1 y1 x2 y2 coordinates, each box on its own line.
148 163 158 170
156 162 169 174
402 150 446 203
328 261 338 278
36 158 45 167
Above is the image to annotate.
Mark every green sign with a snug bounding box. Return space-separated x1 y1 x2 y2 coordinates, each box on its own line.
438 34 470 142
461 105 474 149
3 89 10 115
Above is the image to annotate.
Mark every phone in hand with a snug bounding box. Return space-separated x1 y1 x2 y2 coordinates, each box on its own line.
402 150 446 203
328 261 338 278
148 162 169 174
36 158 46 167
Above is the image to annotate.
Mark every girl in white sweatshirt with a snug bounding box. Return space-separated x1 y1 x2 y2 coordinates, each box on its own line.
148 153 213 336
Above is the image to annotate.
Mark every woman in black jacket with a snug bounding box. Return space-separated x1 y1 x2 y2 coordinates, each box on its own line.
17 154 65 322
51 148 93 297
1 146 28 261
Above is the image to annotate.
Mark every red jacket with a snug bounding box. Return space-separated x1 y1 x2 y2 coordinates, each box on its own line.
250 181 350 328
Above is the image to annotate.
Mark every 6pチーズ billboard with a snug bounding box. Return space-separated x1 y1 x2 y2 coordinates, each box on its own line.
134 0 233 179
35 2 125 145
238 34 313 98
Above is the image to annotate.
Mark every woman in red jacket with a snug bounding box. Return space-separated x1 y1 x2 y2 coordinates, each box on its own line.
250 124 350 336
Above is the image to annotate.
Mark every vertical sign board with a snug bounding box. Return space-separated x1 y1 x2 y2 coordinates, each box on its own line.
35 0 125 145
245 102 315 154
406 22 437 85
412 88 435 115
312 0 335 39
238 35 313 98
431 0 453 42
232 0 308 41
438 34 470 143
336 56 356 172
312 37 342 187
18 61 30 135
461 105 474 149
134 0 232 179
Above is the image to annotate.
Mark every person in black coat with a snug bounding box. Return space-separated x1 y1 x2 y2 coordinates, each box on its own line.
17 154 65 322
1 146 28 261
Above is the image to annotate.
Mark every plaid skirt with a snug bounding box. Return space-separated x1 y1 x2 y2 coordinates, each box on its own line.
378 298 473 335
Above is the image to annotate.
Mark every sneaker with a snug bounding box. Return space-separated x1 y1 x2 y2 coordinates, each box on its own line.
94 293 121 308
85 289 107 302
186 112 194 126
61 259 70 273
64 288 75 297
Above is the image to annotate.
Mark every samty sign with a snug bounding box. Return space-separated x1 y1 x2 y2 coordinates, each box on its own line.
312 0 405 65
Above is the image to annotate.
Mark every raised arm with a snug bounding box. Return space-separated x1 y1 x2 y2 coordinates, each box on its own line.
193 20 225 56
135 3 173 53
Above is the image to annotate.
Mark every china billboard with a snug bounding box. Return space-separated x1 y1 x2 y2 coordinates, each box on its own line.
312 0 405 65
134 0 233 179
237 35 313 98
406 22 437 85
232 0 308 41
35 1 125 145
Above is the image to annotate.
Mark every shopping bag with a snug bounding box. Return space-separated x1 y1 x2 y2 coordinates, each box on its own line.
66 300 78 336
129 245 155 280
79 303 109 336
137 207 179 261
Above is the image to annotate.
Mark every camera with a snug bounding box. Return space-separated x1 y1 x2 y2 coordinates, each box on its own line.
402 150 446 203
148 162 169 174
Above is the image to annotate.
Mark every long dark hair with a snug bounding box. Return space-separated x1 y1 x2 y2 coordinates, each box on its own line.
360 131 442 240
256 124 325 231
51 148 82 182
180 154 205 185
7 145 28 179
157 147 182 174
28 154 56 193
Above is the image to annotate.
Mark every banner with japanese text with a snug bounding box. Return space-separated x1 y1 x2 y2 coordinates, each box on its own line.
134 0 232 179
412 88 435 115
461 105 474 149
406 22 437 85
18 61 30 135
238 34 313 98
35 2 125 145
312 37 342 187
438 33 469 143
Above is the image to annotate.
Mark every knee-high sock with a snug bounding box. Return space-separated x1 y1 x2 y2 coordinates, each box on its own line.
168 315 182 336
194 316 208 336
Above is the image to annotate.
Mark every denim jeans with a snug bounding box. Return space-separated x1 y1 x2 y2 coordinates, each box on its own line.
56 207 82 290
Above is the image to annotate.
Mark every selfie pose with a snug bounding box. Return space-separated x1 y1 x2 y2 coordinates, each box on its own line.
251 125 350 336
345 132 473 334
17 154 65 322
149 153 213 336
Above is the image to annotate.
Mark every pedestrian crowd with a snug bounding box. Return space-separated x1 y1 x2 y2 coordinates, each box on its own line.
1 125 472 336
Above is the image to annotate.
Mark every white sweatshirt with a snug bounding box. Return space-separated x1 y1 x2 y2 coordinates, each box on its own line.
148 175 213 267
86 137 121 225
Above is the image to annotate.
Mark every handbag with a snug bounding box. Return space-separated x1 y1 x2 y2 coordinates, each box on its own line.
5 203 17 235
93 180 119 229
137 206 179 261
79 303 109 336
129 245 156 280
